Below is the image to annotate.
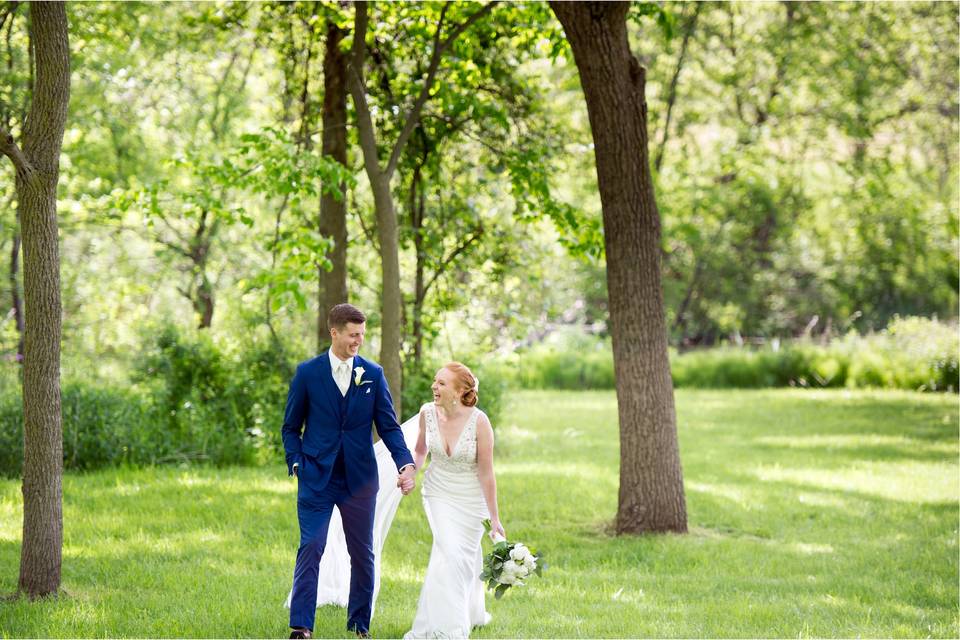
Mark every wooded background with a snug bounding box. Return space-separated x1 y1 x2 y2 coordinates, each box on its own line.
0 0 957 604
1 1 954 378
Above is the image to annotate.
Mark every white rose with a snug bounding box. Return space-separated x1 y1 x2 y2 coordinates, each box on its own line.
498 572 517 585
509 544 528 562
501 561 521 577
522 555 537 570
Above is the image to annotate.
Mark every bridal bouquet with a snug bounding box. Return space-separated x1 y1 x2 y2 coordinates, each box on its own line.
480 520 546 599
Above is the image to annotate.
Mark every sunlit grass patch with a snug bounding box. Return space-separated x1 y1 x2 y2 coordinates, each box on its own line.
0 389 956 638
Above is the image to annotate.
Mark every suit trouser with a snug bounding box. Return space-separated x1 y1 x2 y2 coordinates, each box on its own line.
290 465 377 632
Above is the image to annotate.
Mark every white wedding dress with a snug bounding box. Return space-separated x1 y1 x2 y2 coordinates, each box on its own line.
283 403 492 638
404 403 491 639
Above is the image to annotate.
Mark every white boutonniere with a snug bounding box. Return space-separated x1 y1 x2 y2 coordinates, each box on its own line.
354 366 372 386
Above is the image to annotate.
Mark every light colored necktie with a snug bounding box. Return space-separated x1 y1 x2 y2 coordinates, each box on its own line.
337 362 349 395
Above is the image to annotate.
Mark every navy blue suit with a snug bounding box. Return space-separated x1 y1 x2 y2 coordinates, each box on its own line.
282 351 414 633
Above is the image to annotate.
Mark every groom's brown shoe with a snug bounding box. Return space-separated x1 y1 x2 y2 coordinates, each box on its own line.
289 628 312 639
355 632 370 639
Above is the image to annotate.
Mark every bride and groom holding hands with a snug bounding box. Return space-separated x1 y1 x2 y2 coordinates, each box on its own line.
282 303 506 639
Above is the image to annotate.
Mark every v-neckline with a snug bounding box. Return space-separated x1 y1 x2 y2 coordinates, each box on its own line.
434 404 474 458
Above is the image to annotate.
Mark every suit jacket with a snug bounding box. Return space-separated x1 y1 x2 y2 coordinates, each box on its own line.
281 350 414 498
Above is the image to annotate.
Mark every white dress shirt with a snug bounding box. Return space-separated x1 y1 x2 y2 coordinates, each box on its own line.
328 349 354 397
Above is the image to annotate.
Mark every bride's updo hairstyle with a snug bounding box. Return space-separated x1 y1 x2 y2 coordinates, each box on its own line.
444 362 479 407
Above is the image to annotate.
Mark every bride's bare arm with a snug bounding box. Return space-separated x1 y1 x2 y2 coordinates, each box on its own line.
476 412 505 539
413 410 428 471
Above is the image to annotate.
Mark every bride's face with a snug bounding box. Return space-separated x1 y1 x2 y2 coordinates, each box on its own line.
431 367 461 406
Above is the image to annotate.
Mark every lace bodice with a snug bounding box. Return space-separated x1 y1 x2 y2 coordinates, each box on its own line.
424 403 480 473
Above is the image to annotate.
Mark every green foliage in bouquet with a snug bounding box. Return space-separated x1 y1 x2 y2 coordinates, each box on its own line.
480 519 546 600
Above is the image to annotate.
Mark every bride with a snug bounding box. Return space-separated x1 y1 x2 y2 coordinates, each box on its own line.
285 362 504 639
405 362 505 638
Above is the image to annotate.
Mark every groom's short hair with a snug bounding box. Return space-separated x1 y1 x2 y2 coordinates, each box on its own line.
328 303 366 330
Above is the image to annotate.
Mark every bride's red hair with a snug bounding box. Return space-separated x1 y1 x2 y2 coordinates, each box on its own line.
443 362 479 407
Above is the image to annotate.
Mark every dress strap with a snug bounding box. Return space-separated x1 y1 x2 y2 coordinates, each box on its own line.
466 407 480 435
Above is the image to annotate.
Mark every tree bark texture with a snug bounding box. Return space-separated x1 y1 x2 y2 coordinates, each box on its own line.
9 0 69 597
186 211 216 330
550 0 687 534
410 159 426 368
347 1 403 416
369 168 404 417
318 15 349 349
9 220 24 361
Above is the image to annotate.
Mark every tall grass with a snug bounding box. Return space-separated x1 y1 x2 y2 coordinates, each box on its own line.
501 316 958 392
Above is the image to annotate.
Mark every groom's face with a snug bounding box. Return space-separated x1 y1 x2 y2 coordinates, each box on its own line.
331 321 365 359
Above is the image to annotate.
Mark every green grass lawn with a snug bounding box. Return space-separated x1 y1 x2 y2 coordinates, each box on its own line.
1 389 957 638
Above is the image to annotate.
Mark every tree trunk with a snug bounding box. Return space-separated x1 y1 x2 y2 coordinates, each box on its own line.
411 166 426 369
347 0 499 419
346 1 402 415
189 216 215 330
0 0 70 597
195 273 214 330
671 257 703 343
318 15 349 350
9 221 24 362
370 173 404 416
550 0 687 534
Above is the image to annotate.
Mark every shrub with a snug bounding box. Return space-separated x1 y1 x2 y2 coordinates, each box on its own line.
502 316 957 392
137 324 309 465
228 338 296 462
509 343 615 390
134 324 255 465
0 383 158 477
842 316 959 391
0 391 22 475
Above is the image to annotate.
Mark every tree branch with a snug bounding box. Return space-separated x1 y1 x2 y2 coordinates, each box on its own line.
423 226 483 295
0 125 35 183
156 236 194 259
349 187 379 250
154 211 192 248
348 1 389 184
208 49 239 140
654 2 700 173
355 203 379 249
456 125 507 156
218 45 257 140
384 0 500 180
755 1 796 127
0 2 18 33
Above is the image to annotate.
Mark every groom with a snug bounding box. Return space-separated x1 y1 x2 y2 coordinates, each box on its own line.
282 303 416 639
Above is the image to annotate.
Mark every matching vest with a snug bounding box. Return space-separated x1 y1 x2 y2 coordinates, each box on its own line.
332 381 351 478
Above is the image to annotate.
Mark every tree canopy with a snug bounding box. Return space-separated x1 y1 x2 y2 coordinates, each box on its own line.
0 0 954 373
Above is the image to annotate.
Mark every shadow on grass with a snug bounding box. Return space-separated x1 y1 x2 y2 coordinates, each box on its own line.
1 390 957 637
